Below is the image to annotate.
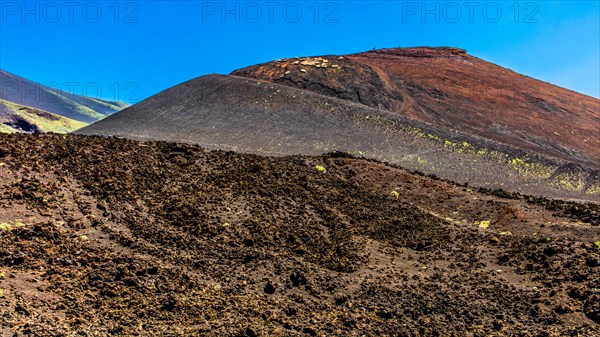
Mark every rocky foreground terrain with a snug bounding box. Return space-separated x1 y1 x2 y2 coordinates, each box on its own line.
1 133 599 336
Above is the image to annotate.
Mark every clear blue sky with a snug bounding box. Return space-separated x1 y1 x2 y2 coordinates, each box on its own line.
1 1 598 103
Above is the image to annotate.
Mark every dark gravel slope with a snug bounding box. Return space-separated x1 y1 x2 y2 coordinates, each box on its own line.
78 75 599 202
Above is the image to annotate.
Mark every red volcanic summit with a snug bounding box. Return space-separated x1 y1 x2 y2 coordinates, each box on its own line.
232 47 599 166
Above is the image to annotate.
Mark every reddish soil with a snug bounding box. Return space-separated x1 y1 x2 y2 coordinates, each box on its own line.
1 133 599 336
232 47 600 167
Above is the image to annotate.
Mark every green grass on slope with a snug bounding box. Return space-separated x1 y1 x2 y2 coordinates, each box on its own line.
0 99 89 133
0 123 18 133
42 89 106 120
88 97 130 112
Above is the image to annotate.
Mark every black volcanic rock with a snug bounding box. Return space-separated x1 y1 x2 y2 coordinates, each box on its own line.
0 132 599 336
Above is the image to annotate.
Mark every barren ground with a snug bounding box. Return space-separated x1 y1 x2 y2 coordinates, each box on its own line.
0 133 599 336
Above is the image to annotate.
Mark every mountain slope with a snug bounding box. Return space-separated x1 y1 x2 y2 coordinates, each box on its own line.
232 47 599 167
0 69 128 133
78 74 599 201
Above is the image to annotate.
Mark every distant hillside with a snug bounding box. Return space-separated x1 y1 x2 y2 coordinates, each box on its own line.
0 69 128 133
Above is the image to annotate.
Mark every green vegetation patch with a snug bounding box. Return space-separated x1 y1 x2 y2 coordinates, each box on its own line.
510 157 553 179
0 99 88 133
42 89 105 119
0 123 18 133
405 125 557 181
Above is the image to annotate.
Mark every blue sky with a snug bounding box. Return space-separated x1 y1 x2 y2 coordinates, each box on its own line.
0 0 598 103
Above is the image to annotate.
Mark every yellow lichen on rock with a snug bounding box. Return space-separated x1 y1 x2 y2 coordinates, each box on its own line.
475 220 491 229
